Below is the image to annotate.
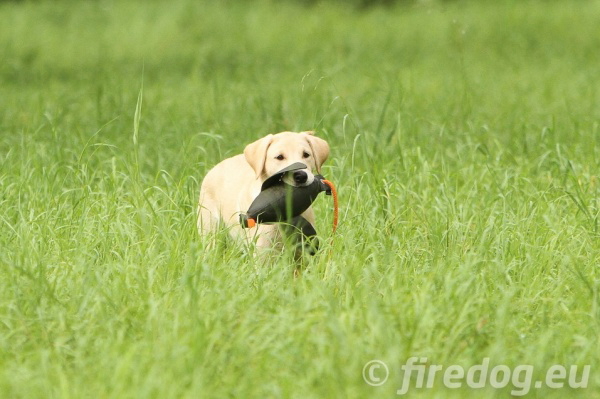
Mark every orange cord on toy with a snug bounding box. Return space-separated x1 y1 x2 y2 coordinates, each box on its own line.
322 179 338 233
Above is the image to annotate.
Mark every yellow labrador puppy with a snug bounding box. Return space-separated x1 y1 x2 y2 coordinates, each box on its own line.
197 131 329 249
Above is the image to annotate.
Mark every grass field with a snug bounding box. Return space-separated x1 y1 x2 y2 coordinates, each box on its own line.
1 0 600 397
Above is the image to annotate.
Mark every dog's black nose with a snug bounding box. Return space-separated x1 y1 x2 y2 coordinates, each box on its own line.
293 170 308 184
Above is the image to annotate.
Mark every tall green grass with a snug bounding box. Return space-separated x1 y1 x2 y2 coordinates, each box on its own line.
1 0 599 397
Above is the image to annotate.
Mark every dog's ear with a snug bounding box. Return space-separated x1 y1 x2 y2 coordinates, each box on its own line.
302 131 329 173
244 134 274 178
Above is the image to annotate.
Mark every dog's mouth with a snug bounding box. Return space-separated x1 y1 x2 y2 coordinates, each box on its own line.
262 162 315 190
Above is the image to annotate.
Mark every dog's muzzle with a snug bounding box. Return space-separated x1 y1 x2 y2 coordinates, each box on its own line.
291 170 308 185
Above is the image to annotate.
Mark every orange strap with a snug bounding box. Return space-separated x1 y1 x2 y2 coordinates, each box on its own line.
322 179 338 233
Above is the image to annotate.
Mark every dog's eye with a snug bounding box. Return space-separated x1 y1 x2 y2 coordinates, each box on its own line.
303 151 311 158
275 154 285 160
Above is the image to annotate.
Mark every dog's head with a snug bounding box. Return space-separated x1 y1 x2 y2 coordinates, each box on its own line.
244 131 329 186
